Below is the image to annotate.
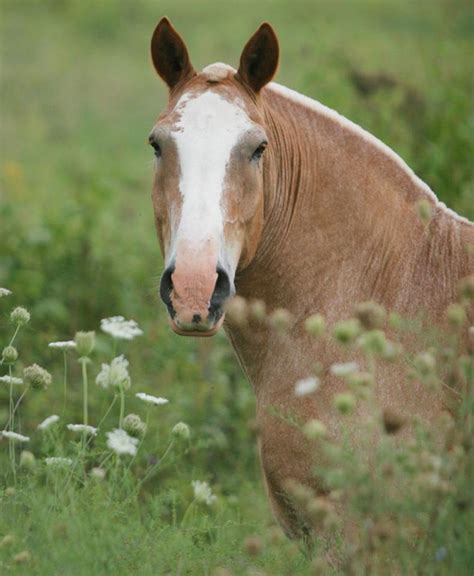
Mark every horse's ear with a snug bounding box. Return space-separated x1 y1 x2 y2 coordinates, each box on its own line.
151 17 195 90
237 23 279 93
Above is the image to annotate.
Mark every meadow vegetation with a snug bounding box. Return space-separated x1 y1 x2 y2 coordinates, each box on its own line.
1 0 473 574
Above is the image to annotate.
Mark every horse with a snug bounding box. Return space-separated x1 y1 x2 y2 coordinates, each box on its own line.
148 18 474 539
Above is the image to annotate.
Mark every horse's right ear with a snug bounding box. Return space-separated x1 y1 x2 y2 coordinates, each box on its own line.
237 23 279 93
150 17 195 90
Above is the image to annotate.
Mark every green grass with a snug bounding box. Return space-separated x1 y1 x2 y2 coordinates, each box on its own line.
0 0 473 574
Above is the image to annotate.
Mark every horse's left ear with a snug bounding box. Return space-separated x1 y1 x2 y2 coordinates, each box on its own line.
150 17 195 90
237 23 279 93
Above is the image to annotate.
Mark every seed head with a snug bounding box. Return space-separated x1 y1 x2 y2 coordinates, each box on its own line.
0 534 15 548
249 299 266 322
446 303 466 328
458 274 474 301
10 306 30 325
74 331 95 358
23 363 52 390
334 393 356 414
357 329 389 356
243 535 263 557
172 421 191 441
304 314 326 337
414 351 436 377
225 296 248 325
303 419 327 440
13 550 32 564
382 409 404 434
123 413 147 437
354 301 386 330
269 308 293 333
2 345 18 364
19 450 36 469
332 319 361 344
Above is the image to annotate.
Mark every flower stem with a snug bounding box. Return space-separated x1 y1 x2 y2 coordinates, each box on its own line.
62 351 68 414
8 364 16 482
80 358 89 426
119 384 125 429
138 439 174 490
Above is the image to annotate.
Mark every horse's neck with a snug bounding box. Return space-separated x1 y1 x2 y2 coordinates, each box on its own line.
235 83 469 321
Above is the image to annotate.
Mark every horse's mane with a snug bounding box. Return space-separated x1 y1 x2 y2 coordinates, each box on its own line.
267 81 471 227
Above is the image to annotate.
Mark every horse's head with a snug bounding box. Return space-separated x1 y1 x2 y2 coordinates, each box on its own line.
149 18 279 336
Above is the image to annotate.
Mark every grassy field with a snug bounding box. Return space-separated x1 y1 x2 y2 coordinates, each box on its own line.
1 0 473 574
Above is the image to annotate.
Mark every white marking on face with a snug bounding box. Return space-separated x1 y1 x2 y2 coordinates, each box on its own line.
171 90 254 258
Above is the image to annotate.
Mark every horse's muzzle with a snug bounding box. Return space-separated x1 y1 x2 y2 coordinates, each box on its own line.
159 263 234 336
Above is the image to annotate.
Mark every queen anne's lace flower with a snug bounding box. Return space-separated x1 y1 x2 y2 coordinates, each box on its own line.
96 355 131 390
48 341 77 351
2 431 30 442
37 415 60 430
0 288 12 298
45 457 73 467
23 364 52 390
192 480 217 506
106 429 138 456
100 316 143 340
294 376 320 397
67 424 98 436
0 376 23 386
135 392 169 406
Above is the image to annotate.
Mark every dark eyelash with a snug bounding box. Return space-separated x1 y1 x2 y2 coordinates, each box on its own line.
251 142 267 161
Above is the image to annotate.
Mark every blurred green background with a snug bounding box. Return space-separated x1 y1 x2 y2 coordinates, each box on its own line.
1 0 473 544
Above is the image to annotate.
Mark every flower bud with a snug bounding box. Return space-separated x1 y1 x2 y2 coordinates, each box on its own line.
354 301 386 330
334 392 356 414
446 303 466 328
10 306 30 325
357 329 389 356
304 313 326 337
0 534 15 548
123 413 146 437
2 345 18 364
332 319 360 344
19 450 36 469
172 421 191 441
75 331 95 358
13 550 32 564
23 364 52 390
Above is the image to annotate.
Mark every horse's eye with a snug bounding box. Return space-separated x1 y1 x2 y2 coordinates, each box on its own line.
251 141 267 162
149 139 161 158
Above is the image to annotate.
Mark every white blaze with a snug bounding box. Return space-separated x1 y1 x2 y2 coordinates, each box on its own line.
172 91 253 248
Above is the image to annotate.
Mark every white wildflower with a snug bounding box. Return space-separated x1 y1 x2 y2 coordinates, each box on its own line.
0 376 23 386
294 376 320 397
37 415 60 430
0 288 12 298
330 362 360 376
45 457 73 467
135 392 169 406
1 431 30 443
96 355 131 390
48 340 77 351
192 480 217 506
100 316 143 340
66 424 98 436
106 428 138 456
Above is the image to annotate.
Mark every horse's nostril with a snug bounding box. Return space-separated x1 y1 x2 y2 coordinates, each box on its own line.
192 314 201 323
159 264 175 318
210 267 234 314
